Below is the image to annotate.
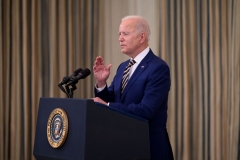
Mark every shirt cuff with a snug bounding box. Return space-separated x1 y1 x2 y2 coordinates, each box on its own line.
95 84 106 92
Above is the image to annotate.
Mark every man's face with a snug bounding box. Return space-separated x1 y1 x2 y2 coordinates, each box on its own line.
118 19 141 57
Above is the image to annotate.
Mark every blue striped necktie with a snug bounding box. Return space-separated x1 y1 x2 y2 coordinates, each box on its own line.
121 59 136 93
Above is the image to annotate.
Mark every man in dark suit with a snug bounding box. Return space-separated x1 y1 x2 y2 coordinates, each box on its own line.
92 15 174 160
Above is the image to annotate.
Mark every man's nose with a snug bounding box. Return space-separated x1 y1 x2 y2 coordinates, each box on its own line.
119 35 123 42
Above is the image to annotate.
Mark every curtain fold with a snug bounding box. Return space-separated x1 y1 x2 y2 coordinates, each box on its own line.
0 0 239 160
0 0 101 159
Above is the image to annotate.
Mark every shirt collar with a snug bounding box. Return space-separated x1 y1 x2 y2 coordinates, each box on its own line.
131 47 150 64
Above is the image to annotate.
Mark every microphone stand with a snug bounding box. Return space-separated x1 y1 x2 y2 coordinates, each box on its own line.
65 84 77 98
58 84 71 98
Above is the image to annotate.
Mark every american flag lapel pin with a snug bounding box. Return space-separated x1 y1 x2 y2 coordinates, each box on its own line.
141 66 145 68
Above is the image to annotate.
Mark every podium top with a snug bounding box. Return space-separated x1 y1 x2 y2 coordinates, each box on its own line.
39 97 148 123
94 102 148 123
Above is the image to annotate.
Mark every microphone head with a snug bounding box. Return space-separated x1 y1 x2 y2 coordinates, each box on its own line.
72 68 83 76
79 68 91 79
65 68 91 86
59 68 83 85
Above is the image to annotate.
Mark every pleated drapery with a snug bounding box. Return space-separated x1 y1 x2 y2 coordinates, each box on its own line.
0 0 101 159
0 0 239 160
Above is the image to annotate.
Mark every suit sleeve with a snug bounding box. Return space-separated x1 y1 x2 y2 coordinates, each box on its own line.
94 85 115 102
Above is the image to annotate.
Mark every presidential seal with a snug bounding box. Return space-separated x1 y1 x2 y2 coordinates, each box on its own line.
47 108 68 148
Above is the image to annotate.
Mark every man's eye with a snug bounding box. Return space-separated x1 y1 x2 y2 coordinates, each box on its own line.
119 32 129 36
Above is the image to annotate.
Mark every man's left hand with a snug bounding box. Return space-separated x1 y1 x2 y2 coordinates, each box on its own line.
92 97 108 106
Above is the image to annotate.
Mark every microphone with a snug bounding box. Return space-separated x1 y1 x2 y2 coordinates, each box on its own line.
58 68 83 85
66 68 91 86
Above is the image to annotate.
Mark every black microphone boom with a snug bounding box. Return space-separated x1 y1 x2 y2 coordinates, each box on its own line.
66 68 91 86
58 68 83 85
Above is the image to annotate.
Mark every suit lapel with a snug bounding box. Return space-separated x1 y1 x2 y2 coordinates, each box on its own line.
120 50 154 101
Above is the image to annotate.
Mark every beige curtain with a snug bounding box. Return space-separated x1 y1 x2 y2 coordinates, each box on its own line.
103 0 240 160
160 1 240 160
0 0 101 159
0 0 239 160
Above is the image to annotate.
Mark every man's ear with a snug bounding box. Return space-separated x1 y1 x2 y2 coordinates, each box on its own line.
140 32 146 43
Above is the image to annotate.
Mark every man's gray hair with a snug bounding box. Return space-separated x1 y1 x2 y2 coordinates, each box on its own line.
122 15 151 41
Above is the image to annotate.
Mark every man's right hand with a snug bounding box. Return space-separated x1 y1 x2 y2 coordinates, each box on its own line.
93 56 112 88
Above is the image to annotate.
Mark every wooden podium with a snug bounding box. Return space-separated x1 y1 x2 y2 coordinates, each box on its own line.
33 98 150 160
